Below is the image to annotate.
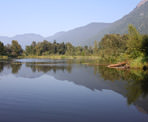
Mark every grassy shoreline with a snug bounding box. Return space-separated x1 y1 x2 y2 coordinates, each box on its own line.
18 55 100 60
1 55 147 70
0 56 8 59
21 55 148 69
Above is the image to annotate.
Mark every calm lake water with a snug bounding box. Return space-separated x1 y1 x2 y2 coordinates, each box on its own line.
0 59 148 122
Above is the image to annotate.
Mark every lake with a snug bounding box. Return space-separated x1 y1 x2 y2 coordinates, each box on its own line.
0 59 148 122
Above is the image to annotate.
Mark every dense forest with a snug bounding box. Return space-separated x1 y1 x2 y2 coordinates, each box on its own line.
0 25 148 67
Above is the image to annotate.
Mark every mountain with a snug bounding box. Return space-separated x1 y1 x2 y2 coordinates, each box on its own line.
0 36 11 45
45 0 148 45
90 0 148 44
137 0 148 8
0 34 44 48
12 34 44 47
0 23 111 47
45 23 111 45
0 0 148 47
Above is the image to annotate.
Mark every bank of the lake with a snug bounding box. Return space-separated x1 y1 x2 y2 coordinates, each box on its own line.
18 55 100 60
18 55 148 70
1 54 148 70
0 56 8 59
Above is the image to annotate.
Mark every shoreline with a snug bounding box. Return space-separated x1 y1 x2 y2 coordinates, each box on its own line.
1 55 147 70
0 56 8 59
17 55 100 60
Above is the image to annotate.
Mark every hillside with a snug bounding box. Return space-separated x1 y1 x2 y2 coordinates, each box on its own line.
0 23 110 47
0 0 148 47
90 0 148 45
45 23 111 45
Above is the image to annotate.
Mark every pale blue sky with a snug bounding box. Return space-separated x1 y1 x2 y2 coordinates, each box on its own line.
0 0 141 37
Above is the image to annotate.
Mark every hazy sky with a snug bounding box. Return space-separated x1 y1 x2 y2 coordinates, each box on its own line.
0 0 141 37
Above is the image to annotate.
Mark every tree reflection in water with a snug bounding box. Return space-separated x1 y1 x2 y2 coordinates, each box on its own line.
0 60 148 107
0 61 22 74
25 62 72 73
94 65 148 105
0 62 4 72
11 63 22 74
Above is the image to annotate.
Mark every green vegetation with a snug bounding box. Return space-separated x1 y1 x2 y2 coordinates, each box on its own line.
10 40 23 57
0 25 148 69
0 41 5 55
0 40 23 58
25 40 94 56
98 25 148 69
0 56 8 59
98 34 128 62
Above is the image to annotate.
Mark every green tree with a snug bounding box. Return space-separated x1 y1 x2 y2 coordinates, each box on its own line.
0 41 4 55
126 25 143 58
11 40 23 57
93 40 99 55
98 34 127 60
65 43 74 55
5 44 12 56
57 42 66 55
141 35 148 57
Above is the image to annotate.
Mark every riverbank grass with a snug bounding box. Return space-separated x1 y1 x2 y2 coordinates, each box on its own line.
129 57 148 69
0 56 8 59
18 55 100 60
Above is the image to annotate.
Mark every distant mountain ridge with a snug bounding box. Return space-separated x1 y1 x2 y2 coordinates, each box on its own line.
0 0 148 47
0 34 44 48
0 23 111 48
45 23 111 45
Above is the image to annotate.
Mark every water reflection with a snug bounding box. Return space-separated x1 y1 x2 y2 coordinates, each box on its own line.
0 59 148 114
126 71 148 105
25 62 72 73
0 61 22 74
94 66 148 105
11 63 22 74
0 62 4 72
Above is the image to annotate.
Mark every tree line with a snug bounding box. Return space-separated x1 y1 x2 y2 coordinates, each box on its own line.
25 40 98 56
98 25 148 63
0 40 95 57
0 40 23 57
0 25 148 62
